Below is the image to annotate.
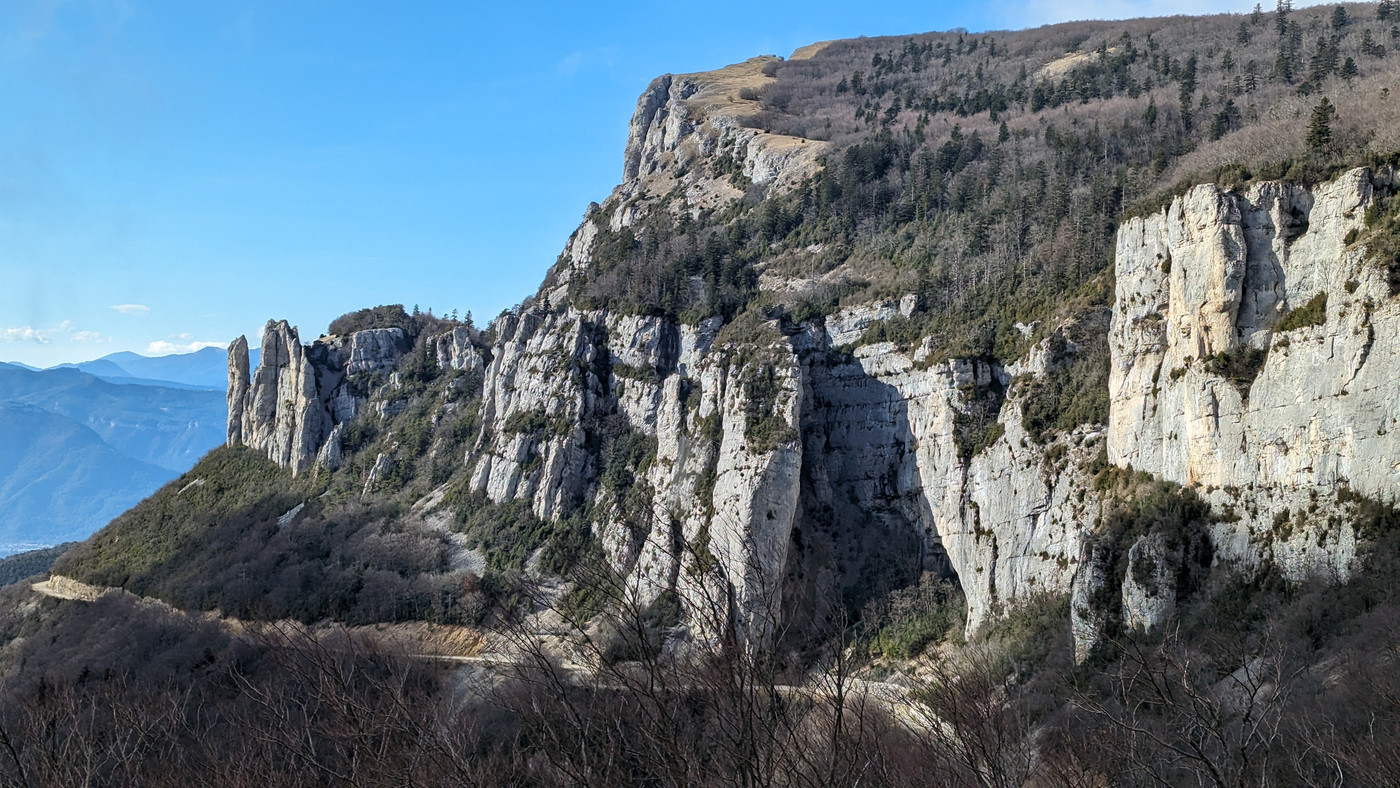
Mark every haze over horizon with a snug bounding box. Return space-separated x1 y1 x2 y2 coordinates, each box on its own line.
1 0 1317 367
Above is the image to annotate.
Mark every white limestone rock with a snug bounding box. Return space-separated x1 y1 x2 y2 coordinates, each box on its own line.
1111 168 1397 496
364 453 392 496
345 328 409 376
470 308 607 520
226 336 250 446
226 320 333 475
1109 166 1399 568
434 326 484 373
823 300 905 347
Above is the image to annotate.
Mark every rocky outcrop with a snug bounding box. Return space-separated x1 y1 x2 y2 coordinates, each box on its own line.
1110 167 1400 577
227 321 480 475
224 300 1101 640
823 296 919 346
227 336 250 446
316 424 345 471
622 58 826 193
467 309 603 521
1121 533 1183 633
226 320 334 475
435 327 484 373
1069 545 1112 664
1059 167 1400 661
460 302 1099 638
364 453 392 495
346 328 409 376
547 56 827 300
786 339 1096 635
509 56 1109 638
461 305 804 642
647 334 806 644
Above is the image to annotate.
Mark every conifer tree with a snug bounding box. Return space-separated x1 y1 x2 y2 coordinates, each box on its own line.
1307 97 1335 150
1276 0 1293 37
1361 29 1382 56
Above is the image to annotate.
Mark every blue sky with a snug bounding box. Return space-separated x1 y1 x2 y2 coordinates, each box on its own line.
0 0 1283 367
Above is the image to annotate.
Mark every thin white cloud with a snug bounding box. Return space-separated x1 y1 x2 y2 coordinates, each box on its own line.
3 320 82 344
70 331 108 343
3 326 52 344
146 339 226 355
556 51 586 78
555 47 618 79
109 303 150 315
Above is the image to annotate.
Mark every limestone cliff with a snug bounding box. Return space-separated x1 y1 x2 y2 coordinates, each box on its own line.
1067 165 1400 659
227 303 1096 640
622 57 826 193
1110 167 1398 577
226 320 334 475
225 52 1399 651
227 319 483 476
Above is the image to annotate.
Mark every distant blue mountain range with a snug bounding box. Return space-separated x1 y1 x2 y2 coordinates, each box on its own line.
0 347 252 553
49 346 260 390
0 403 174 548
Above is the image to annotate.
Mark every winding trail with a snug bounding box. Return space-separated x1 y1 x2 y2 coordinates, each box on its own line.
31 575 110 602
30 574 927 728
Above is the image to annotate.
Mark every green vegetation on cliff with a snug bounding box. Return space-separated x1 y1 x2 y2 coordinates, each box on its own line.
566 4 1400 369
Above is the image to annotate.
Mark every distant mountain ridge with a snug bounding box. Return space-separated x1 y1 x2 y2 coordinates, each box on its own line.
0 403 175 546
49 347 260 390
0 349 236 549
0 366 225 471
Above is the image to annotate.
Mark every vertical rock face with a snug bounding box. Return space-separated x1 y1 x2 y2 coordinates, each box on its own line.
1109 167 1400 578
226 320 331 475
467 309 602 521
345 328 410 376
434 327 484 373
1121 533 1183 633
226 336 250 447
461 305 805 642
1070 539 1115 664
619 60 825 193
1111 169 1399 498
623 74 677 183
223 306 1100 641
960 408 1102 631
226 320 471 476
786 343 1096 635
699 347 804 643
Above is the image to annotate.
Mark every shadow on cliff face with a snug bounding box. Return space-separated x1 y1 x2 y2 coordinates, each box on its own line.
780 351 959 644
